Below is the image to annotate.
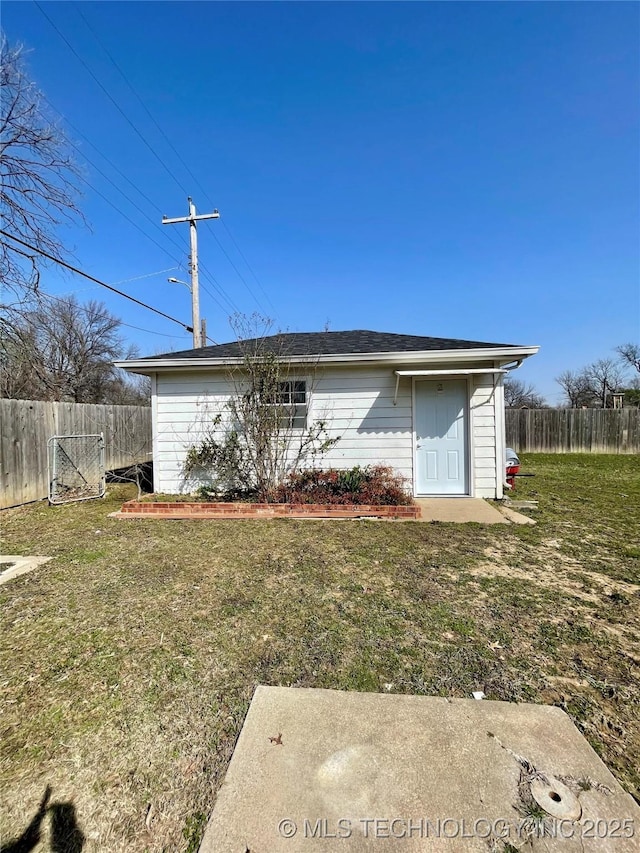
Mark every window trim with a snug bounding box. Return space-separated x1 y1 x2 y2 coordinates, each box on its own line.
271 379 308 429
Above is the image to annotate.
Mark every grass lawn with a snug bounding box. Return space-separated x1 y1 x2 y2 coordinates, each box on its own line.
1 454 638 852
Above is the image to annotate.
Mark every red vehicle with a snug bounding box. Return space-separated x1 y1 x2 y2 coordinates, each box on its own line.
505 448 520 489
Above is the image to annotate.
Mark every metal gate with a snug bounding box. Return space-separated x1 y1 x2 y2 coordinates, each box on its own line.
47 434 106 505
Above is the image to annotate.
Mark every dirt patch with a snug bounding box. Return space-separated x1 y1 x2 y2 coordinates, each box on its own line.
475 545 639 606
472 548 602 604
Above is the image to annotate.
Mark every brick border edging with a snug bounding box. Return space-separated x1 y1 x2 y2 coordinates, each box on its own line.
117 500 419 520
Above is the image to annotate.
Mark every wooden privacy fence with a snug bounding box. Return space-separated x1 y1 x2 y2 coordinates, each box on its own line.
0 399 152 509
506 408 640 454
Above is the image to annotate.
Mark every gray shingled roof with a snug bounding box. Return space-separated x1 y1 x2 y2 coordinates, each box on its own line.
138 330 520 361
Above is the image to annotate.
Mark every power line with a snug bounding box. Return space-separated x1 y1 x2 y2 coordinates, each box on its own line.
120 323 183 339
34 1 187 197
74 2 206 195
33 104 189 266
40 93 173 224
74 164 184 265
73 1 272 315
74 169 238 318
210 230 269 313
198 280 237 315
110 266 180 286
199 263 242 314
38 96 241 317
67 148 239 318
36 289 184 338
1 230 193 332
36 1 266 318
220 217 275 311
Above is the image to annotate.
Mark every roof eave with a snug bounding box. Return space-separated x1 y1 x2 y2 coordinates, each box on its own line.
115 345 540 374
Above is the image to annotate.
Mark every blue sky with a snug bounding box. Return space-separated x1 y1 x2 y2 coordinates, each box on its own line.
3 1 639 403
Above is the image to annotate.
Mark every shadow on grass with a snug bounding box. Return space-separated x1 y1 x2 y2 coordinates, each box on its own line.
106 460 153 493
1 786 84 853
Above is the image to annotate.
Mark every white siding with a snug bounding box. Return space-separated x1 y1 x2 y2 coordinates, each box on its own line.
309 366 414 483
152 364 504 499
470 373 498 498
154 371 234 493
494 372 506 501
153 366 415 494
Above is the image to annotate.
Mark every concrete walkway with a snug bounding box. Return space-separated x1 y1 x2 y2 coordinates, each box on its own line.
0 555 51 586
414 497 508 524
200 686 639 852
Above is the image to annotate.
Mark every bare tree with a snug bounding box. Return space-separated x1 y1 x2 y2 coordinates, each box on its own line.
555 369 597 408
0 36 84 319
0 295 147 403
184 315 339 500
105 371 151 406
556 359 627 408
0 323 42 399
585 358 626 408
503 377 546 408
616 343 640 374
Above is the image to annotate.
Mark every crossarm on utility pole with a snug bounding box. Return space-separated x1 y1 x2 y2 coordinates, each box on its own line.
162 213 221 224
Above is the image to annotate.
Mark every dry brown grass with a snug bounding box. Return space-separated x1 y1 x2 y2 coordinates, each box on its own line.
1 454 638 852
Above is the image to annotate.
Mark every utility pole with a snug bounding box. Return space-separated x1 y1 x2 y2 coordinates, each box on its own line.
162 197 219 348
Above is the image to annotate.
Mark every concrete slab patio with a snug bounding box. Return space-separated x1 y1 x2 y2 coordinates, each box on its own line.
200 686 639 852
415 497 509 524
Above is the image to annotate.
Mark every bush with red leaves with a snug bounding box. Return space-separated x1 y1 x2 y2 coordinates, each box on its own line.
272 465 413 505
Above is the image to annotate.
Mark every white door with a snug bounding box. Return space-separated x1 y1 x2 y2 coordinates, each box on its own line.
415 379 468 495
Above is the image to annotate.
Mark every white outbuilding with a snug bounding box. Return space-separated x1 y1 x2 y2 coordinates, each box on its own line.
117 330 538 499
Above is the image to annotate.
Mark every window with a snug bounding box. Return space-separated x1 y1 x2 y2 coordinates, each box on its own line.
275 380 307 428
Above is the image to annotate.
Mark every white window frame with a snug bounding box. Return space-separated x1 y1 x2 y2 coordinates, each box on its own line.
274 379 307 429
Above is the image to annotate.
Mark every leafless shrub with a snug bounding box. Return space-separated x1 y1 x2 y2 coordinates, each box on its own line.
184 314 339 500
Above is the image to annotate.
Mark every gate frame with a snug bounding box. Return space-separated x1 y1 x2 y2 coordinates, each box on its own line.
47 433 106 505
